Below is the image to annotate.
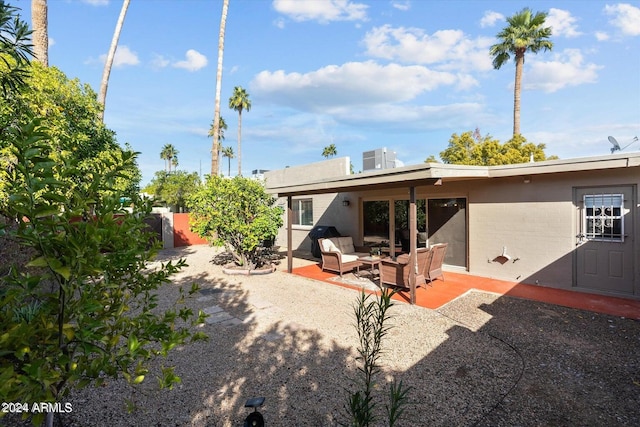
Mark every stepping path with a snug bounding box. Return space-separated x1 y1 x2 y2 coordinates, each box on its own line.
196 289 282 328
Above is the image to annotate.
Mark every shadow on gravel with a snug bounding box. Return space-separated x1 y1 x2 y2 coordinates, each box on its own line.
436 292 640 427
10 246 638 427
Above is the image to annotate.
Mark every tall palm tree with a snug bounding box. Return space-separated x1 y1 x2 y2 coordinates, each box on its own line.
98 0 130 122
221 146 234 177
208 115 227 175
322 144 337 158
228 86 251 176
211 0 229 176
160 144 178 173
490 8 552 137
31 0 47 66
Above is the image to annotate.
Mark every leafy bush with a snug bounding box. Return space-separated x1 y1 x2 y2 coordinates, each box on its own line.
188 175 283 270
0 119 206 426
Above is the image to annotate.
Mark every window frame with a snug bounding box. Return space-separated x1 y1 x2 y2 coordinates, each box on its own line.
292 198 313 227
582 193 625 242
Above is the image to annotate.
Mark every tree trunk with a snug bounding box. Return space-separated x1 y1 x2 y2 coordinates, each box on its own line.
211 0 229 176
237 110 242 176
513 50 524 136
98 0 130 122
31 0 48 66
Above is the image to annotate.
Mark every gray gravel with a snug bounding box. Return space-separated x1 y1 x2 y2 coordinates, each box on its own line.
4 245 639 426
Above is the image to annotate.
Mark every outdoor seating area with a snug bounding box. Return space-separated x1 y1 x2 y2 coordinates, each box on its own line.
318 235 449 291
317 236 369 277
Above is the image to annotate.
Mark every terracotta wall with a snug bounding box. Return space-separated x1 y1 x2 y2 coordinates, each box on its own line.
173 213 208 247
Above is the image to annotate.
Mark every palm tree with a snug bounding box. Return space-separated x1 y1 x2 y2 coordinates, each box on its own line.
322 144 337 158
208 115 227 175
160 144 178 173
98 0 130 122
221 146 234 177
211 0 229 176
31 0 47 66
228 86 251 176
490 8 552 137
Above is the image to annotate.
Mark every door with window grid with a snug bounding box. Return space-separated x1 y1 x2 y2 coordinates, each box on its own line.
574 186 635 294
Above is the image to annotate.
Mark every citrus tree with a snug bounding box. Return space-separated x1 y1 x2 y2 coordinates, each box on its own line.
188 175 283 270
0 120 206 426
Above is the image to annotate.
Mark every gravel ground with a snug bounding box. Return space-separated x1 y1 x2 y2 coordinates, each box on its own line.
4 245 639 427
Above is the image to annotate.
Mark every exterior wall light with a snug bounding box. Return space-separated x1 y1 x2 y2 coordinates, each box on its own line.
342 198 350 207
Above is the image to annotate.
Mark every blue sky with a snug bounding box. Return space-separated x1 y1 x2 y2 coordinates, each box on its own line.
20 0 640 185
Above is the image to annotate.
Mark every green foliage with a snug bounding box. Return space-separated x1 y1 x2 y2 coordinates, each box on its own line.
322 143 337 158
490 8 553 69
0 62 141 207
188 175 283 270
0 1 33 96
343 289 411 426
160 143 178 173
436 131 557 165
0 120 206 425
143 170 200 212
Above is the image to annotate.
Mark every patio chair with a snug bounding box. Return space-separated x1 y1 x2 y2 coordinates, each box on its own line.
379 247 430 289
318 237 363 277
425 243 447 283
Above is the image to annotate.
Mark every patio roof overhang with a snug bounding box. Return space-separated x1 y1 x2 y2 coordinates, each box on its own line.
272 152 640 304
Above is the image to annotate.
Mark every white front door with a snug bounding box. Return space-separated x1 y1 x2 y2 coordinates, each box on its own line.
574 186 635 295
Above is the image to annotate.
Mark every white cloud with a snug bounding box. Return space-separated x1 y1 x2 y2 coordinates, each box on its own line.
81 0 108 6
525 49 602 93
151 54 170 69
391 1 411 12
362 25 494 72
99 45 139 68
546 8 582 38
272 0 368 23
172 49 208 72
251 60 467 113
595 31 610 41
48 37 55 47
604 3 640 36
480 11 504 28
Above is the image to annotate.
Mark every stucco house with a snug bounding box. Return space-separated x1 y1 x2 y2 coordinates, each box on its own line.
264 152 640 301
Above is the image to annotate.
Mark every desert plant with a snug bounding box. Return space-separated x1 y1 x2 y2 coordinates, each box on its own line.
344 289 411 426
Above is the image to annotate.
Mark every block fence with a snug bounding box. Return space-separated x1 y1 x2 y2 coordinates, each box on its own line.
160 212 208 248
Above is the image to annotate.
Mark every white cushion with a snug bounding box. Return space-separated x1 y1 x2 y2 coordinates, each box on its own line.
322 239 340 253
341 254 359 263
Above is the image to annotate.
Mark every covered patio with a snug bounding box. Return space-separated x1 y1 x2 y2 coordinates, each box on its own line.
270 164 445 304
289 260 640 320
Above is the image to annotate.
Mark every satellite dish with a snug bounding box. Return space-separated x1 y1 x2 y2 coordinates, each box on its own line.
608 136 621 153
608 136 638 153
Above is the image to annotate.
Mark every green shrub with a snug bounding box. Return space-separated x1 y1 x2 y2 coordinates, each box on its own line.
0 119 206 426
188 175 283 270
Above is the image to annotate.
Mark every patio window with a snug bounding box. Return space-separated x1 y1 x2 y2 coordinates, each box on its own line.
292 198 313 226
583 194 624 242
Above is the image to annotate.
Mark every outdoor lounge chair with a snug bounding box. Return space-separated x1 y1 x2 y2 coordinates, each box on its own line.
425 243 447 283
379 247 430 289
318 237 368 277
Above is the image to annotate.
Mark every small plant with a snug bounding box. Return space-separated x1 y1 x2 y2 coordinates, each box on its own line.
343 289 411 426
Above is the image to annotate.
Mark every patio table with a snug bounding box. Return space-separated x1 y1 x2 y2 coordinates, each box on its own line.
357 256 385 286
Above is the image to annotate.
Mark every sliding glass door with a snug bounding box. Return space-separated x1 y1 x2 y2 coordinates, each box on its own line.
427 198 467 267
